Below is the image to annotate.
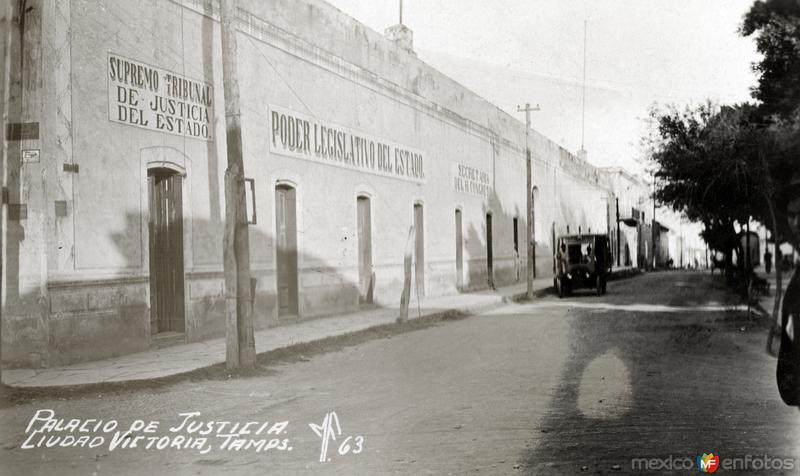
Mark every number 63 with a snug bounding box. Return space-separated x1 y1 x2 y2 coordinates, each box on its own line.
338 435 364 455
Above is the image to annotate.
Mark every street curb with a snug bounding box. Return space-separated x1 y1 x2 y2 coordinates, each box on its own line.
508 287 555 302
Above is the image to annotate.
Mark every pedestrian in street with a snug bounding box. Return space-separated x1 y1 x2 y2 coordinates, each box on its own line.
777 172 800 406
765 248 773 274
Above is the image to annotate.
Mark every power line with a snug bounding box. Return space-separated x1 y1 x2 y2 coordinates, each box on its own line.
581 19 587 151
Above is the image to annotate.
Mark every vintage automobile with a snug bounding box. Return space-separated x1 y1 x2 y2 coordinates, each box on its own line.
553 234 612 297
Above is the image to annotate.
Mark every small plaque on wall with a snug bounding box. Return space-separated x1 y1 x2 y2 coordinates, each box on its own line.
22 149 40 163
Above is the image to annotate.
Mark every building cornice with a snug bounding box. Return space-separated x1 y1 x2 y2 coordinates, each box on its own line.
172 0 523 155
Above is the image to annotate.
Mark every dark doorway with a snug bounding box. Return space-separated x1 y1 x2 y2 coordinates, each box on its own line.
513 216 520 282
414 203 425 297
486 213 494 287
551 222 557 276
148 168 185 334
276 184 299 317
513 217 519 254
357 196 373 304
455 209 463 289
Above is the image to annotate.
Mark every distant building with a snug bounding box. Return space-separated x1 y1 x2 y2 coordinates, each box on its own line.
600 168 654 269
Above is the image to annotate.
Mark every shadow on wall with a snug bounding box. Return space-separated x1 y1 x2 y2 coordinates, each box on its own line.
109 210 365 344
1 209 365 369
463 188 526 291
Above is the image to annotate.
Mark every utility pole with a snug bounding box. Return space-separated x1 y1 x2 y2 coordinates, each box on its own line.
652 178 657 269
517 103 540 299
580 19 587 152
219 0 255 369
637 197 644 270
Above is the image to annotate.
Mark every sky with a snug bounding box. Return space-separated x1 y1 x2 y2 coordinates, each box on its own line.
324 0 761 175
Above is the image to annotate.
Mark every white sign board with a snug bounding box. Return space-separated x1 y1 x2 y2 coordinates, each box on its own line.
107 53 214 141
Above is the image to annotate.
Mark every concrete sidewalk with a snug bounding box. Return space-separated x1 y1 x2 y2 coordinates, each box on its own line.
2 277 554 388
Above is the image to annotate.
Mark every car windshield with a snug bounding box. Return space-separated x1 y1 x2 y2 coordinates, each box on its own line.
567 244 582 264
566 241 594 264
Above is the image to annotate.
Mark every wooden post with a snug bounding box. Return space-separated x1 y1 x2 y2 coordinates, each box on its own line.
527 149 534 294
652 178 657 269
765 192 783 355
398 226 414 323
517 103 539 299
220 0 255 369
223 172 239 367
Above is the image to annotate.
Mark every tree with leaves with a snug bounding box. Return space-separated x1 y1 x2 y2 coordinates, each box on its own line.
649 0 800 274
741 0 800 355
741 0 800 121
649 103 764 280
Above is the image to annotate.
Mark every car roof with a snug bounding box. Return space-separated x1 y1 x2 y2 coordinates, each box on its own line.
559 234 607 241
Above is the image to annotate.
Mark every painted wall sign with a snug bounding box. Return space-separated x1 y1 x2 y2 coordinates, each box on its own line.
452 162 493 198
269 105 425 183
107 53 214 141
